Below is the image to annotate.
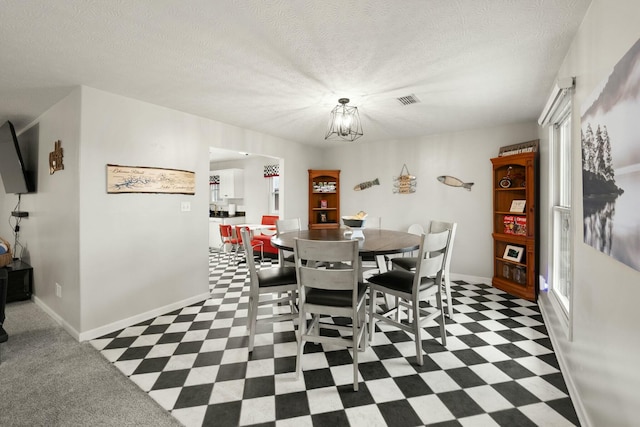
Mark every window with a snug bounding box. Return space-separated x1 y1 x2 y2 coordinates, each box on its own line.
546 83 574 339
269 176 279 214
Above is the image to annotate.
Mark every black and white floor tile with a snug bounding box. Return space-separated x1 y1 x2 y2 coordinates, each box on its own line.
91 251 580 426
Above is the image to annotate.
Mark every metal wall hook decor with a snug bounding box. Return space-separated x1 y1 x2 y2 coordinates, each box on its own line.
393 164 416 194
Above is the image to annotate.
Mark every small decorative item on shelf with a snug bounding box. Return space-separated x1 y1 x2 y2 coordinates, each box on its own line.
510 200 526 213
320 213 327 223
503 216 527 235
320 199 328 208
513 266 526 284
503 245 524 262
499 167 513 188
502 263 510 279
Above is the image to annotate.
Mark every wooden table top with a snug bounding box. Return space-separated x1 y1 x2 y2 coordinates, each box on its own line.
271 228 420 256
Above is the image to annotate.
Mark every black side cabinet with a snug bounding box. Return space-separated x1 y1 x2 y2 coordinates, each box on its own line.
2 260 33 302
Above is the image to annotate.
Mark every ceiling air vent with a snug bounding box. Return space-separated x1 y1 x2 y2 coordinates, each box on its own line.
396 94 420 106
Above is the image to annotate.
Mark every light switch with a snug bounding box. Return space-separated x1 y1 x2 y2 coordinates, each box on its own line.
181 201 191 212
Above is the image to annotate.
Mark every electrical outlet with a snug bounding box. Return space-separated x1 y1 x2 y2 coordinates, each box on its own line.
181 201 191 212
55 283 62 298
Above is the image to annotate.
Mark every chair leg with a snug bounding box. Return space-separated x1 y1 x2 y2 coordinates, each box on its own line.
368 289 376 343
444 275 453 319
413 298 423 366
295 306 306 380
248 294 259 352
352 312 359 392
436 291 447 347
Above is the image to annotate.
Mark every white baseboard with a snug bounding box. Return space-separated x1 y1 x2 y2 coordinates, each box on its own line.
33 295 81 340
450 273 491 284
538 292 590 427
78 292 211 342
34 292 211 342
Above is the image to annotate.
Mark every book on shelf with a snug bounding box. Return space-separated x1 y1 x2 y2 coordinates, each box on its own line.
503 215 527 235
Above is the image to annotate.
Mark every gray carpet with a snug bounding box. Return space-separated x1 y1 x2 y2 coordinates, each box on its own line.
0 300 182 427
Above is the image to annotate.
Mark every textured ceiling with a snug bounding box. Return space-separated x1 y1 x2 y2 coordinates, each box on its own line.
0 0 591 146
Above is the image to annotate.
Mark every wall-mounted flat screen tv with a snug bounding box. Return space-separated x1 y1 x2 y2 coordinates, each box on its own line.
0 121 34 194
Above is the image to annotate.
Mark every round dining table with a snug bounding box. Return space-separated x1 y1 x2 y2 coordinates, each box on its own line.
271 228 420 257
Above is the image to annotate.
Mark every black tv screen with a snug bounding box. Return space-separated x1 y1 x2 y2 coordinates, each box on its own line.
0 121 32 194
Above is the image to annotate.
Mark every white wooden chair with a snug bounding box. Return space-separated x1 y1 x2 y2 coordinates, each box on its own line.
367 229 451 366
240 228 298 354
293 238 367 391
390 220 457 318
275 218 301 266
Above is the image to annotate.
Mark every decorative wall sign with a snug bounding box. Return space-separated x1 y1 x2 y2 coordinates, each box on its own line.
581 37 639 272
49 140 64 174
498 140 539 156
393 164 416 194
437 175 474 191
353 178 379 191
107 164 195 194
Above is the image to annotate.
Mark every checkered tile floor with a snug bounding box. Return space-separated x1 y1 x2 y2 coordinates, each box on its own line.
91 251 579 426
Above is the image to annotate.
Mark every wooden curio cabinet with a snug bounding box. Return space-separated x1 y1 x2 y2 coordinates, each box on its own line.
491 151 538 301
308 169 340 229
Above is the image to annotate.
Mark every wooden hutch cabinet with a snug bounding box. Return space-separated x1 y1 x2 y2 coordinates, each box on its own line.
491 151 538 301
308 169 340 229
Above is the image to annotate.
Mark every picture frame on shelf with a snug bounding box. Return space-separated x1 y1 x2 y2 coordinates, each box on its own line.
503 245 524 262
510 199 526 213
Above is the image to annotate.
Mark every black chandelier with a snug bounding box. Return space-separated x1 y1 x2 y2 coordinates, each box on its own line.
324 98 363 142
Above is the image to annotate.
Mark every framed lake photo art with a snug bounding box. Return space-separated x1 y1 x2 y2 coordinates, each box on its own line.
107 164 196 194
581 37 640 272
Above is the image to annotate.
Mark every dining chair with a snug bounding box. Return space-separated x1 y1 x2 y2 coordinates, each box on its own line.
390 220 457 318
293 238 368 391
240 228 298 354
367 229 451 366
219 224 240 261
275 218 301 266
236 225 265 262
363 216 381 229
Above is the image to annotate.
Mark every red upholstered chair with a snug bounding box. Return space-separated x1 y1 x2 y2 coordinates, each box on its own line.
236 225 264 262
219 224 240 260
252 215 280 257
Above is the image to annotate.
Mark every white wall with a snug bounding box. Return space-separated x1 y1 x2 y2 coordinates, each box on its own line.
323 122 539 277
538 1 640 425
2 86 318 339
1 88 83 331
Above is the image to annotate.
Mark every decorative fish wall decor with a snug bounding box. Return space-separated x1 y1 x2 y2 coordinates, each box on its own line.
354 178 380 191
437 175 474 191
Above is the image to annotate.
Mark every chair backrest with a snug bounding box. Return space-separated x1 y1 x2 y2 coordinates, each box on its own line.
236 225 250 244
407 223 424 235
294 238 359 294
261 215 279 226
413 229 451 291
428 220 457 276
276 218 301 234
240 228 259 285
219 224 233 241
364 216 382 229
